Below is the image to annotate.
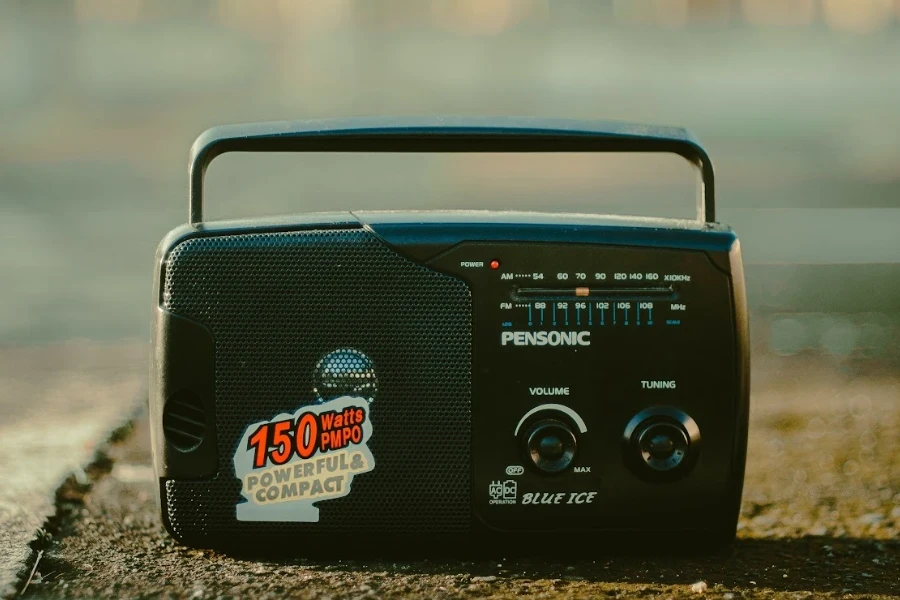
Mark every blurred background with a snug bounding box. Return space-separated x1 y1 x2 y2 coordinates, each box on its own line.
1 0 899 365
3 6 900 591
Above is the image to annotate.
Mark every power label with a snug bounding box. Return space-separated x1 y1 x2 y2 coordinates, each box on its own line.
233 396 375 522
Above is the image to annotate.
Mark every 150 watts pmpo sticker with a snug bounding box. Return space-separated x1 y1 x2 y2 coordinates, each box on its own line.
233 396 374 522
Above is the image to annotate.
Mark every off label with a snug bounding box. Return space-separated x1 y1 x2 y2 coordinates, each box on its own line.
233 396 375 522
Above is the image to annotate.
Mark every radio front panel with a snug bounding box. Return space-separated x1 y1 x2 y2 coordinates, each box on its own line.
429 242 739 532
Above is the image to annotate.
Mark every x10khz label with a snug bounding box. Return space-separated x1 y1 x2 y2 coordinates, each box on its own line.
521 491 597 505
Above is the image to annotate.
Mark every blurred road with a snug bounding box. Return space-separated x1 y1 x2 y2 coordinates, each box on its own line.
0 342 145 598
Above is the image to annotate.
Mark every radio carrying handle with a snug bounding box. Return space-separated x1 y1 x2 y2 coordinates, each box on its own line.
188 116 715 226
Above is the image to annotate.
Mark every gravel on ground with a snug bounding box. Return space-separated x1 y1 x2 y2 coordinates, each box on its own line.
0 342 145 599
14 355 900 599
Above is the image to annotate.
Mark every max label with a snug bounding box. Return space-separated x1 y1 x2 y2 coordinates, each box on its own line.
233 396 375 522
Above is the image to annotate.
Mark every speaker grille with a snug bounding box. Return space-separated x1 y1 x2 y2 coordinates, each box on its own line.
161 228 472 541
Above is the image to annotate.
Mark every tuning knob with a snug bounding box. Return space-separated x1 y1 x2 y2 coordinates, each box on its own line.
623 406 700 482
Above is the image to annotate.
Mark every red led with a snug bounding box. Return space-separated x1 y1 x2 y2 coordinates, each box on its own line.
490 260 500 270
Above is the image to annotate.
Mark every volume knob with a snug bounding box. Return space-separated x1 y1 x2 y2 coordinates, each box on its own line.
522 418 577 474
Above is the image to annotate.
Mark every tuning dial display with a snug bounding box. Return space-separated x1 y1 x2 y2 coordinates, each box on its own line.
623 406 700 482
521 418 578 474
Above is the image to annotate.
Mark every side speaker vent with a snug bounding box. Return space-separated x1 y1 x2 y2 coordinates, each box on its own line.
163 390 206 452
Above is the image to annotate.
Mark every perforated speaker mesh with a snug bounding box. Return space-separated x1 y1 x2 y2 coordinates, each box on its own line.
161 228 472 541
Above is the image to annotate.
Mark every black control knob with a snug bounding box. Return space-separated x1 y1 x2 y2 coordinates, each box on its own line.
522 418 578 474
623 407 700 482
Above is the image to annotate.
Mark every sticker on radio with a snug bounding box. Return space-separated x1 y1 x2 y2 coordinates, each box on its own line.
233 395 375 522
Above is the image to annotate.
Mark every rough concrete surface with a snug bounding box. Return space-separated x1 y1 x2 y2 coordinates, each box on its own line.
12 355 900 599
0 342 146 599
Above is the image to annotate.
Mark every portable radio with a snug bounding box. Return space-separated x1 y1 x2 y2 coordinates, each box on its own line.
150 117 749 553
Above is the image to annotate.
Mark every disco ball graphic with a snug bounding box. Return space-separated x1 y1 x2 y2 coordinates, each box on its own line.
313 348 378 404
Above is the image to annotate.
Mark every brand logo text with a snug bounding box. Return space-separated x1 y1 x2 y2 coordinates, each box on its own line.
501 331 591 347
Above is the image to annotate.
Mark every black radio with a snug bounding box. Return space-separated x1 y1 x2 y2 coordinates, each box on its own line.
149 117 750 554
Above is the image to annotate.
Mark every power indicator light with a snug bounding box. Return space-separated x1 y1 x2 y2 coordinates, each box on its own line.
490 260 501 270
